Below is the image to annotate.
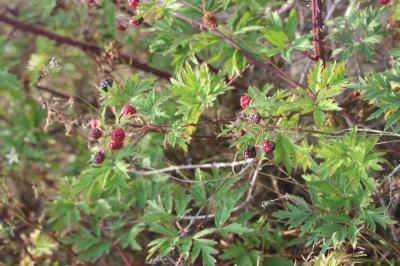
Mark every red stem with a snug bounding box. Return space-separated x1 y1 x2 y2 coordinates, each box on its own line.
113 243 133 266
311 0 325 62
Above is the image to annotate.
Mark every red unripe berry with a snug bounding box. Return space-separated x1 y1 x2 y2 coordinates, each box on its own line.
128 0 139 8
116 21 127 31
111 128 125 142
90 128 102 140
379 0 390 4
240 95 252 109
90 119 99 129
122 105 137 116
129 17 144 27
262 140 275 154
108 140 124 150
94 150 106 164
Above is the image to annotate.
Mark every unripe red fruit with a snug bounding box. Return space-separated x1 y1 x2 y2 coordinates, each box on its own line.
379 0 390 4
129 17 144 27
240 95 252 109
111 128 125 142
128 0 139 8
90 128 102 140
94 150 106 164
122 105 137 116
262 140 275 154
90 119 99 129
108 140 124 150
249 112 261 123
116 21 127 31
244 145 257 159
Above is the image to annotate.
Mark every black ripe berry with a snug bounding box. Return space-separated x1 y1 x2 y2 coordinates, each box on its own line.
105 79 113 87
250 112 261 123
244 144 257 159
90 128 102 140
94 150 106 164
100 79 113 92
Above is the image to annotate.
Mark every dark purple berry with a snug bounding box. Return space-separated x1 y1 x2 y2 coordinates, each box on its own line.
262 140 275 154
249 112 261 123
90 128 102 140
111 128 125 142
105 79 113 87
108 140 124 150
244 144 257 159
100 79 113 92
94 150 106 164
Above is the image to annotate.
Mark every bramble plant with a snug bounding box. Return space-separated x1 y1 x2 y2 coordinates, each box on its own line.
1 0 400 265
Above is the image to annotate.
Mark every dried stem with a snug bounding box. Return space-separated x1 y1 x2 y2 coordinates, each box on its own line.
311 0 325 62
130 158 254 176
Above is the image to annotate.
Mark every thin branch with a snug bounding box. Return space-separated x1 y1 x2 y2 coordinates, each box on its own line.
0 14 171 80
36 85 71 99
245 158 263 202
173 12 306 89
130 158 254 176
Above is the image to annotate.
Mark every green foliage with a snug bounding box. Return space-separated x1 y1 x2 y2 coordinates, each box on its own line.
274 130 391 253
327 5 385 60
264 10 312 60
168 62 230 145
298 61 348 127
349 60 400 132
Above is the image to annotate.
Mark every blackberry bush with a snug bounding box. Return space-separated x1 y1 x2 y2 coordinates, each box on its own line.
1 0 399 265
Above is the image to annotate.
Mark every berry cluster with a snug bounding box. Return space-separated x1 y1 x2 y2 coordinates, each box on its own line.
243 140 275 159
88 102 138 164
